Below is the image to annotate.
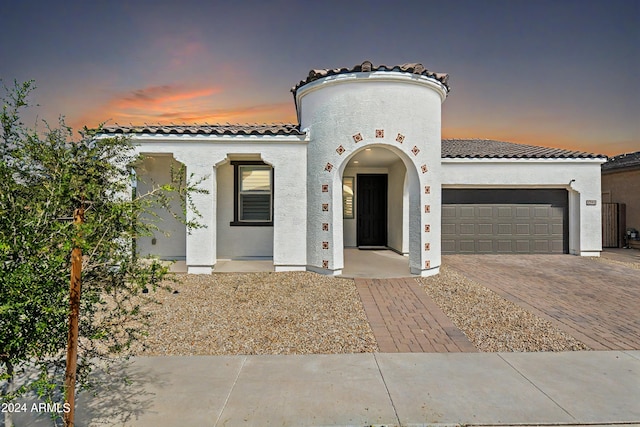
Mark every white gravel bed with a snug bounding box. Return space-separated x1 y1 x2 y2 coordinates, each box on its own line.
416 266 589 352
128 272 378 356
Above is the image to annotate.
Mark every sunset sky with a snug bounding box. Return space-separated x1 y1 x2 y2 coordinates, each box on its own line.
1 0 638 156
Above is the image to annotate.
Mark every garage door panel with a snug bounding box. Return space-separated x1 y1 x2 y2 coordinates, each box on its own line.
498 223 512 234
459 240 475 252
477 240 494 253
516 240 531 252
460 207 475 217
478 207 493 217
534 207 550 217
534 224 549 235
551 207 564 218
460 224 475 235
534 240 550 252
551 223 563 236
498 207 512 217
497 240 513 252
442 206 456 218
477 223 493 234
442 223 456 235
442 240 456 253
442 189 568 254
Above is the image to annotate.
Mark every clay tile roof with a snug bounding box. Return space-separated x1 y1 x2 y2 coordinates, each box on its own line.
99 123 304 136
601 150 640 171
442 139 606 159
291 60 450 93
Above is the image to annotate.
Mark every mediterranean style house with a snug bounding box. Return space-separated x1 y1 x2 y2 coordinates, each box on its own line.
99 61 606 276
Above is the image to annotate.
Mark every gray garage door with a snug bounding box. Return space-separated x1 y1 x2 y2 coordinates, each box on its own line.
442 189 568 254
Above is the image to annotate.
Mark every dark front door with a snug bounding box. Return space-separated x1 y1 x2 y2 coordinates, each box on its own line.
357 174 387 247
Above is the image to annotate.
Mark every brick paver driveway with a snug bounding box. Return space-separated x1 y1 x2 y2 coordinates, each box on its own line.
355 278 476 353
444 255 640 350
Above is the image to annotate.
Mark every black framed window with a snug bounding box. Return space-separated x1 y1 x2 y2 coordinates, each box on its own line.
231 161 273 226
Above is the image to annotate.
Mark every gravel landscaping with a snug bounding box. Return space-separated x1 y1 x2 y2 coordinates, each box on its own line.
128 272 378 356
127 266 590 356
416 266 589 352
592 255 640 270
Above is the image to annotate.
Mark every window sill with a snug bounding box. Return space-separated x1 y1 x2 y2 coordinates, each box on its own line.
230 221 273 227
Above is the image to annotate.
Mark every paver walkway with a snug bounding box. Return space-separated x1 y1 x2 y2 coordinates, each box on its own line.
445 254 640 350
355 277 477 352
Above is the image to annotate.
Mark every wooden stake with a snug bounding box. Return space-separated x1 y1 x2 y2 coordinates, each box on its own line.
64 206 84 427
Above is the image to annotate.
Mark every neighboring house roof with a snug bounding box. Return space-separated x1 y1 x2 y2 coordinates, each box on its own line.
601 151 640 172
99 123 304 136
99 125 605 159
442 139 606 159
291 60 450 94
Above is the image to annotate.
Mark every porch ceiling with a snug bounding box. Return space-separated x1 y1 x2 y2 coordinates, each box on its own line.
349 146 401 168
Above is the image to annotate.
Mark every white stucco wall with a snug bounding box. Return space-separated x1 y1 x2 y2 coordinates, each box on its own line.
441 158 605 255
297 71 447 276
118 134 307 273
135 154 186 260
388 159 407 254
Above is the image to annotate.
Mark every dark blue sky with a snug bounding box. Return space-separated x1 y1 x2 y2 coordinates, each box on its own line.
1 0 638 154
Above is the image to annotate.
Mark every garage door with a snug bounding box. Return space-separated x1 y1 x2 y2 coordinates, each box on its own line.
442 189 568 254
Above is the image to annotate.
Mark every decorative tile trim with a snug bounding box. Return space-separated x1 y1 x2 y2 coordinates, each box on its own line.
424 185 431 194
375 129 384 138
322 260 329 269
421 164 428 173
424 260 431 269
411 146 420 156
396 133 405 143
321 184 329 193
352 133 363 143
424 205 431 213
322 241 329 249
336 145 345 155
324 162 334 172
322 223 329 231
424 243 430 251
322 203 329 212
424 224 431 232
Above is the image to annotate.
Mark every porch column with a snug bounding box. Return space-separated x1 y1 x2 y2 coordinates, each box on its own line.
571 177 602 256
262 151 307 271
174 155 216 274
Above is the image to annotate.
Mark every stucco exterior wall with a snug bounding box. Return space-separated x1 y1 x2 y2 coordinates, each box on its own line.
602 169 640 232
135 154 186 260
128 135 307 273
297 71 447 276
441 159 605 255
387 159 407 254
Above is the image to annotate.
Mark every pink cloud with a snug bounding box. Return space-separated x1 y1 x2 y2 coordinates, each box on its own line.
72 83 295 128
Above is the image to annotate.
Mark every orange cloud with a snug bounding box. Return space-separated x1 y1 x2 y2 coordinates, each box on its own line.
72 83 296 129
442 126 637 156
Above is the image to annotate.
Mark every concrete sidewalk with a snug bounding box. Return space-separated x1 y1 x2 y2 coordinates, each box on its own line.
13 351 640 426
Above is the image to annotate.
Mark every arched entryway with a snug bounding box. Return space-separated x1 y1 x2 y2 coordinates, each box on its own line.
337 145 421 276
